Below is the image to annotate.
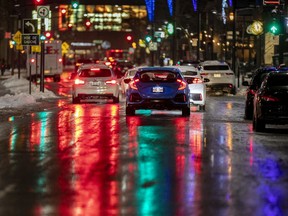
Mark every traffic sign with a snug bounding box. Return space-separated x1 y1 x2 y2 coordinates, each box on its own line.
37 6 50 18
22 34 40 46
23 19 38 34
13 31 22 44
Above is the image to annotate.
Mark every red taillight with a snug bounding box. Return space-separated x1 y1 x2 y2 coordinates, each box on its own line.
129 79 139 90
192 78 203 84
74 79 85 85
177 79 187 90
261 95 280 102
58 58 63 63
106 79 117 84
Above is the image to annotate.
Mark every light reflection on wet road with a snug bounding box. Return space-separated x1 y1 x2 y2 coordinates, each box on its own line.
0 89 288 215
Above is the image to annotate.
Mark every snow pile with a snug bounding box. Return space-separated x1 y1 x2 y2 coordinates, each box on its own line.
0 75 58 109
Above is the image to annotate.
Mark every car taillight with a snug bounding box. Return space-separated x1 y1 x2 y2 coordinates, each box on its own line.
129 79 139 90
177 79 187 90
58 58 63 63
106 79 117 84
193 78 203 84
200 72 208 76
261 95 280 102
75 79 85 85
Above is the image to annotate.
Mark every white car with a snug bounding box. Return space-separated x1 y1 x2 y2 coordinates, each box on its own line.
169 65 207 111
198 60 236 95
119 66 145 94
72 64 120 104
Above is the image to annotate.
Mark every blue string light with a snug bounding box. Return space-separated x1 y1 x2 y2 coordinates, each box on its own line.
167 0 173 16
145 0 155 22
192 0 197 11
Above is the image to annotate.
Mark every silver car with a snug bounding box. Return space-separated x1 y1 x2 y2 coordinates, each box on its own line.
72 64 120 104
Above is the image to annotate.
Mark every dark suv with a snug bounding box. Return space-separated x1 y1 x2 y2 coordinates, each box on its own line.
243 66 277 120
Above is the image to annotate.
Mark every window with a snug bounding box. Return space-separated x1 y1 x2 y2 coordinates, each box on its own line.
203 65 230 70
79 69 111 77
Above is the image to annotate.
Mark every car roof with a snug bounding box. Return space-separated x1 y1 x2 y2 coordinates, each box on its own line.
199 60 229 66
79 63 111 70
137 66 181 73
168 65 198 72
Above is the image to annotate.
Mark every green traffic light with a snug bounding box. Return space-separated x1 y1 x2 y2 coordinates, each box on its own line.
167 23 174 35
145 35 152 43
72 1 79 9
268 19 281 35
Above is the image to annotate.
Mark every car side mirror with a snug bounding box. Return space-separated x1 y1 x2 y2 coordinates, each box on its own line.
124 78 131 84
203 78 210 83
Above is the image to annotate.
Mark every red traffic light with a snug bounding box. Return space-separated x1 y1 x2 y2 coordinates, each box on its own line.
35 0 42 4
45 31 52 39
126 35 133 41
85 20 92 30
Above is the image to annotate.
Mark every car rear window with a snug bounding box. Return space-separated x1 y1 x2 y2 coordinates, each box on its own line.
139 71 178 82
79 68 112 77
182 71 197 76
203 65 230 70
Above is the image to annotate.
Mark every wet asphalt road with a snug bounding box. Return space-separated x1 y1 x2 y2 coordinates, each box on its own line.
0 77 288 216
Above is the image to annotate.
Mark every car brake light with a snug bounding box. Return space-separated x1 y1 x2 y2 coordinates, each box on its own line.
106 79 117 84
91 68 100 71
193 78 203 84
129 79 139 90
177 79 187 90
75 79 85 85
261 95 280 102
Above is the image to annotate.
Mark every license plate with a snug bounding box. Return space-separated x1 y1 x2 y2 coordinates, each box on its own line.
152 86 164 93
90 81 101 86
214 73 221 77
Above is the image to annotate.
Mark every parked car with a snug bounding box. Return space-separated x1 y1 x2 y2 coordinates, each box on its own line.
198 60 236 94
124 67 190 116
253 72 288 132
112 59 134 78
71 64 120 104
243 66 277 120
169 65 208 111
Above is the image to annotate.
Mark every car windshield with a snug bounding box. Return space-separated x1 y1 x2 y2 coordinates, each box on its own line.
181 71 197 76
203 65 230 70
139 71 178 82
267 74 288 86
79 68 111 77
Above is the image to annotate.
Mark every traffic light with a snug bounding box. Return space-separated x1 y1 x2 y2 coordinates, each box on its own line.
85 20 92 30
35 0 43 4
68 23 73 30
44 31 52 40
145 35 152 43
126 34 133 42
167 23 174 35
61 8 67 24
268 19 281 35
72 0 79 9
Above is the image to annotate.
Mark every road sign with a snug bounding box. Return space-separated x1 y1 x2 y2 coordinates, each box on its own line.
22 34 40 46
37 6 50 18
13 31 22 44
23 19 38 34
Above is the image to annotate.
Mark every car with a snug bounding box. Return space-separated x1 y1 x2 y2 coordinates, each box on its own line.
243 66 277 120
253 72 288 132
112 59 134 78
198 60 236 95
119 67 140 95
168 65 208 111
124 67 191 116
74 58 95 72
71 64 120 104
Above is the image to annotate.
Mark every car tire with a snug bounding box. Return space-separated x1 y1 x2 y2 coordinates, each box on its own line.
253 114 265 132
182 106 190 116
113 95 119 103
199 105 205 111
244 105 253 120
72 96 80 104
126 106 135 116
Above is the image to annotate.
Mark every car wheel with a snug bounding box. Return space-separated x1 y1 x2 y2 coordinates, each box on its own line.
72 96 80 104
113 95 119 103
182 106 190 116
199 105 205 111
253 114 265 132
244 105 253 120
126 106 135 116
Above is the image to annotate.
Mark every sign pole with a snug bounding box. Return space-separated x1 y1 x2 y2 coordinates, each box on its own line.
40 18 45 92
